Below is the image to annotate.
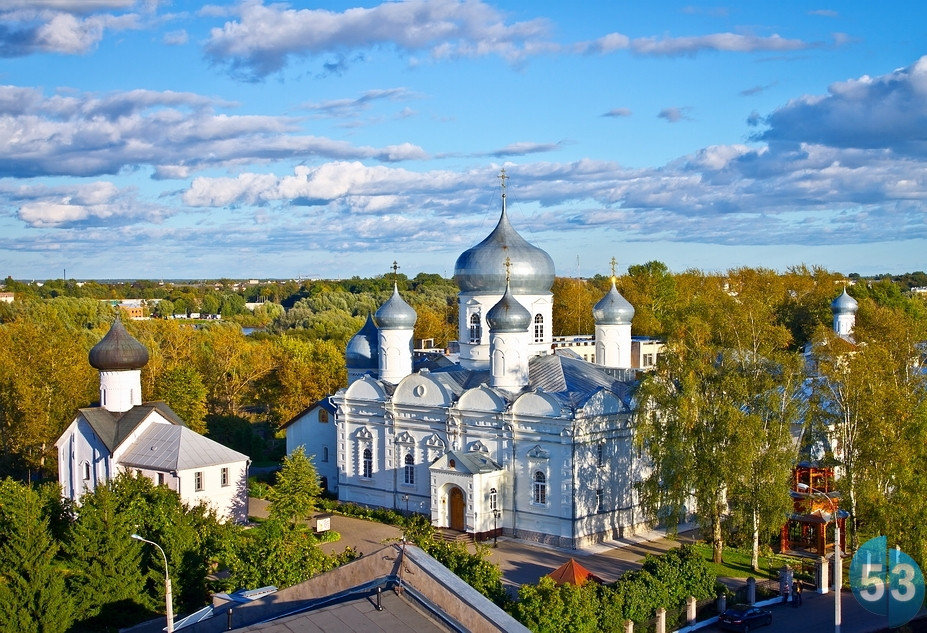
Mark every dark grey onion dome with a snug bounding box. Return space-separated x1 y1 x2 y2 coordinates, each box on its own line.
374 284 417 330
346 313 379 370
88 316 149 371
486 283 531 333
593 279 635 325
831 289 859 314
454 206 555 294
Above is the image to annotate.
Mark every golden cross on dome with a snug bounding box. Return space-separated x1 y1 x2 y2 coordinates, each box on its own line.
499 168 507 195
609 256 618 279
504 256 512 284
391 260 399 281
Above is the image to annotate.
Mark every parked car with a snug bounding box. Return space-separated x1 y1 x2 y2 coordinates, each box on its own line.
717 604 772 632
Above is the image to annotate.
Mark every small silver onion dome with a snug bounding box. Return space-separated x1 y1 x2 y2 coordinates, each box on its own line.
486 283 531 333
831 288 858 314
454 205 555 295
88 316 149 371
593 279 635 325
374 284 417 330
346 313 379 370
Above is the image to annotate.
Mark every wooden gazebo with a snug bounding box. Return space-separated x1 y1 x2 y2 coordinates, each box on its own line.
780 462 847 556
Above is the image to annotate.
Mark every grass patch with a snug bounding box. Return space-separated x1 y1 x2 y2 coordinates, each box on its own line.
690 543 788 580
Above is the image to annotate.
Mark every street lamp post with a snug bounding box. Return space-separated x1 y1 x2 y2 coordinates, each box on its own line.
492 507 500 547
797 483 841 633
402 494 409 515
132 534 174 633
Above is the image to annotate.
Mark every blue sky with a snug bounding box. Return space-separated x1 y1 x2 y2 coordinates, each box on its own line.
2 1 926 280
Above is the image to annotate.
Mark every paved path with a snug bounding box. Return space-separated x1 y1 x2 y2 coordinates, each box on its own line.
247 500 925 632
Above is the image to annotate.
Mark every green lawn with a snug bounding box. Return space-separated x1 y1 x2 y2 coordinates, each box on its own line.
690 543 798 580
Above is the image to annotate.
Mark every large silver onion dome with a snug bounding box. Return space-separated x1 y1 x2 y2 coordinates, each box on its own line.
346 313 379 370
89 316 149 371
454 202 555 295
374 284 417 330
486 283 531 333
593 279 635 325
831 288 858 314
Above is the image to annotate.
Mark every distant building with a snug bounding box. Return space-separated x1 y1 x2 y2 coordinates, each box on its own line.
56 318 250 522
0 292 14 303
286 174 649 549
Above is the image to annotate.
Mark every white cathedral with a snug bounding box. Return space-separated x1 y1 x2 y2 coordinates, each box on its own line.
287 179 648 548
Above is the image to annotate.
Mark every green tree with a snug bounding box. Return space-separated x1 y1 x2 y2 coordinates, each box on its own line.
153 366 208 433
65 483 152 627
0 479 75 633
268 447 321 527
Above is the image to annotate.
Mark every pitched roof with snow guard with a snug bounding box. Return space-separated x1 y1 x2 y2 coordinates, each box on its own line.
78 401 186 453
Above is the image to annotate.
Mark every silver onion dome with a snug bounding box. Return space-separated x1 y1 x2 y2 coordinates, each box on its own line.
374 284 417 330
454 199 555 295
593 279 635 325
88 316 149 371
486 283 531 333
831 288 858 314
346 313 379 370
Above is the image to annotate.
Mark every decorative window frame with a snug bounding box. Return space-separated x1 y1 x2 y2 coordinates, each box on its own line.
468 439 489 454
356 427 374 479
532 470 547 506
403 453 415 486
527 445 550 508
469 312 482 344
533 313 544 343
425 433 446 462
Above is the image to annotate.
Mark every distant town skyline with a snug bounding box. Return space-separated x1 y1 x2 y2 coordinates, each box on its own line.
2 1 926 280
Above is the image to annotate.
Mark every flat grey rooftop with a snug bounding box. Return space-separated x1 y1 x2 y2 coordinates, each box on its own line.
234 588 454 633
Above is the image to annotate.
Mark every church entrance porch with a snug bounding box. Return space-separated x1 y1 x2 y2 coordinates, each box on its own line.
449 486 466 531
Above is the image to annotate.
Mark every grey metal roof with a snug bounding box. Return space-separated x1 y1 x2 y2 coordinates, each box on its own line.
88 316 149 371
425 352 636 412
831 288 858 314
119 422 248 471
374 284 417 330
454 201 555 295
79 401 186 453
431 449 502 474
345 313 379 370
486 282 531 332
593 279 635 325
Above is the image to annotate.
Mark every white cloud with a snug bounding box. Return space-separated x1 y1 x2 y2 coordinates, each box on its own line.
0 86 427 178
631 32 812 56
7 180 171 228
757 55 927 155
204 0 552 79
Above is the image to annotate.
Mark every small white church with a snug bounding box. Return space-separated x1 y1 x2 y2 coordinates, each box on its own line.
287 175 649 548
56 317 251 523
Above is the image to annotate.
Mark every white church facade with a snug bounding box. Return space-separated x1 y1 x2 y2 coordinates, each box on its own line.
292 177 648 548
56 318 251 523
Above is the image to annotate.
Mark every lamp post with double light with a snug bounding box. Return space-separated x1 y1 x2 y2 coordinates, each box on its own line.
796 483 842 633
131 534 174 633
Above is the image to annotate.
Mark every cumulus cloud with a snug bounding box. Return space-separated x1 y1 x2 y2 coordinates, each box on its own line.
0 1 144 56
755 55 927 155
4 180 172 228
204 0 553 79
0 86 428 178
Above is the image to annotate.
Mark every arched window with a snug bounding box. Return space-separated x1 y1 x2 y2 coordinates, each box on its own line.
404 453 415 485
319 409 329 423
489 487 498 512
533 471 547 505
362 448 373 478
322 447 329 463
596 443 604 468
533 314 544 342
469 313 482 343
